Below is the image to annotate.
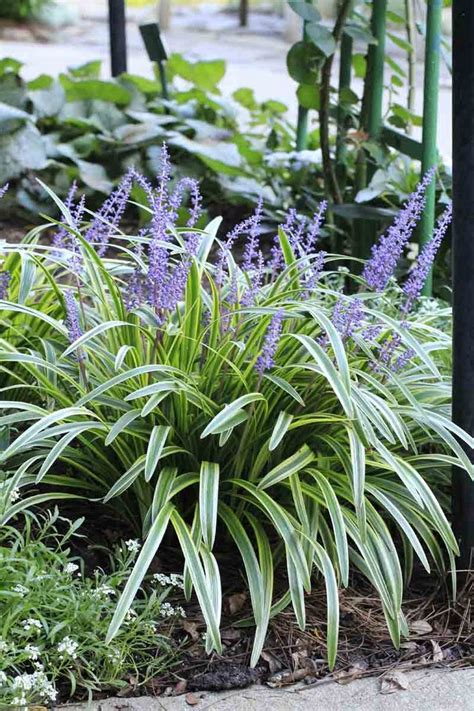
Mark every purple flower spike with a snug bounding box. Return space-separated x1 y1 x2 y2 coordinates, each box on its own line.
53 182 78 249
256 310 284 376
332 298 364 340
0 183 9 200
269 208 297 273
401 202 452 313
363 170 435 292
64 290 85 360
0 271 11 300
85 171 133 255
304 200 328 255
169 177 202 228
242 197 263 273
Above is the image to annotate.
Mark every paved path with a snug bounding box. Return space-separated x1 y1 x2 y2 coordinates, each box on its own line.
61 668 473 710
1 4 453 159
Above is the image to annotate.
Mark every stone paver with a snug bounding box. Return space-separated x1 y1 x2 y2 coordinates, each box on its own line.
61 668 474 711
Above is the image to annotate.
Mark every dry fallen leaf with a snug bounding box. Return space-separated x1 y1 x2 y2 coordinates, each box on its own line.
266 668 309 687
221 626 242 642
380 670 410 694
261 649 284 673
173 679 187 695
185 691 200 706
182 619 200 641
431 639 444 663
410 619 433 635
226 592 247 615
333 660 369 685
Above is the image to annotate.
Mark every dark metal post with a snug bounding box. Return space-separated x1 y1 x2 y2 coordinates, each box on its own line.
108 0 127 77
452 0 474 569
419 0 442 296
239 0 249 27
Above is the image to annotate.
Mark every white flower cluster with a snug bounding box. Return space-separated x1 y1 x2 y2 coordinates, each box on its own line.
107 648 122 664
152 573 184 590
90 584 115 599
125 539 141 554
25 644 40 660
0 638 9 653
12 584 29 597
9 487 20 502
10 670 57 704
64 562 79 574
125 608 137 622
159 602 186 619
22 618 42 633
57 636 79 660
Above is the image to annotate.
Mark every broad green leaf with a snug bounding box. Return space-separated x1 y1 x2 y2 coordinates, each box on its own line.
199 461 220 549
269 411 293 451
259 444 314 490
144 425 171 481
106 502 173 643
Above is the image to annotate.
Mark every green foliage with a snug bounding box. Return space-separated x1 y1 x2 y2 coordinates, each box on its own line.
0 509 181 706
0 57 296 221
0 184 468 670
0 0 50 21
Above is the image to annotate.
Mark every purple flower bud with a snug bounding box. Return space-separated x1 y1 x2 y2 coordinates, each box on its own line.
64 290 85 360
363 170 435 292
0 271 11 300
401 202 452 313
256 310 284 376
331 298 364 340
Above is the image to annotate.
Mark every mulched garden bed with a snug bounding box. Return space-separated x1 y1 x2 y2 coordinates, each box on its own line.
65 510 473 704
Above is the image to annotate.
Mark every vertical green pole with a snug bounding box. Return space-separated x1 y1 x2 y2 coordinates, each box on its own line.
419 0 442 296
354 0 387 262
295 1 311 151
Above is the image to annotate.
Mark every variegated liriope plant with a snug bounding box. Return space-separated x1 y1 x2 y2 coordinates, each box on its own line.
0 157 470 670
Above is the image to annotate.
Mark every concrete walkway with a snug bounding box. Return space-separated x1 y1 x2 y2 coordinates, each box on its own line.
61 668 473 710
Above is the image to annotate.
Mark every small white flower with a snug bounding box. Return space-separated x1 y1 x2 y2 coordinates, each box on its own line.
0 671 7 684
90 584 115 599
152 572 184 590
13 584 29 597
159 602 186 619
64 562 79 574
9 487 20 502
107 648 122 663
125 608 137 622
25 644 40 660
57 636 79 660
22 618 42 633
12 697 27 706
0 638 8 653
125 539 141 554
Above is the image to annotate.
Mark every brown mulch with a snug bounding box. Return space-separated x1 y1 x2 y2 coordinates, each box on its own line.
144 572 473 698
